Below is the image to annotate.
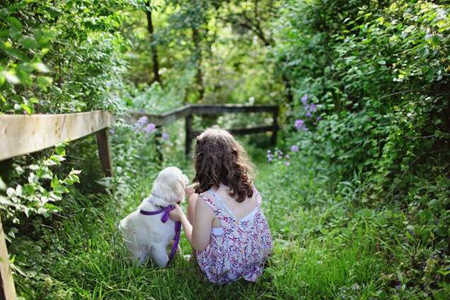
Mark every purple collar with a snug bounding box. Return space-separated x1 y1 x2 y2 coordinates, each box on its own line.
140 205 181 264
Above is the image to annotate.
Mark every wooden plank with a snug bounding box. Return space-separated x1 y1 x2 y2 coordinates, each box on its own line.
190 104 277 115
0 111 113 161
0 217 16 300
95 129 113 177
192 125 276 138
128 106 191 126
128 105 277 126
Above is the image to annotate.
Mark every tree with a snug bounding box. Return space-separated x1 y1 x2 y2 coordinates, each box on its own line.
145 1 162 85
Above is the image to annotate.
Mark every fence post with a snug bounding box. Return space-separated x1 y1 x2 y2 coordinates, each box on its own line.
96 129 113 177
185 114 193 157
0 217 16 300
271 106 279 146
154 129 164 163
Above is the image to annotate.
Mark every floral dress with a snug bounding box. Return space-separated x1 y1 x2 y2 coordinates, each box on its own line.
196 187 273 284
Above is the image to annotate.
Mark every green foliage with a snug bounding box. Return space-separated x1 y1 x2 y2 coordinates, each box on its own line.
0 144 80 227
261 149 449 298
276 0 449 196
274 1 449 295
0 0 131 114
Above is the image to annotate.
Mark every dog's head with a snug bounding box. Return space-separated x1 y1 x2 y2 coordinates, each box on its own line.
151 167 189 207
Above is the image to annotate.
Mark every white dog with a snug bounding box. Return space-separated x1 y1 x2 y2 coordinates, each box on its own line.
119 167 189 267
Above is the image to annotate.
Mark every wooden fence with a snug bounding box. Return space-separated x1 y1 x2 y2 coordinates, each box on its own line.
129 104 279 155
0 110 113 300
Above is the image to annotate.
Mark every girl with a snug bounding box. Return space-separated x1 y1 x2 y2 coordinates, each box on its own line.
169 128 273 284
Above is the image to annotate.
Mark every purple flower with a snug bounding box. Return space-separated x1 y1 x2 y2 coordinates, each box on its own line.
295 119 308 131
136 116 148 128
305 111 312 118
285 161 290 166
295 119 304 129
285 154 290 159
309 103 317 112
291 145 299 152
143 123 156 134
162 132 169 140
301 94 308 106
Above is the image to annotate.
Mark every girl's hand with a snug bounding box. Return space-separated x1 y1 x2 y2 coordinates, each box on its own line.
185 185 195 197
169 204 184 222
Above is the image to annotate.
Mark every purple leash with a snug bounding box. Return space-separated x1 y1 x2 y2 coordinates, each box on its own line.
140 205 182 264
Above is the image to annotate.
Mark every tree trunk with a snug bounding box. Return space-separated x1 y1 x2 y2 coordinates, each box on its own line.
192 27 204 101
145 1 162 85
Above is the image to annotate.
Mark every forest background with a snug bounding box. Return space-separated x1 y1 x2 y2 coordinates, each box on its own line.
0 0 449 299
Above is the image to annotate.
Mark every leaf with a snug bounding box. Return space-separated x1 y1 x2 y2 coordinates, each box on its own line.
19 36 38 49
50 176 61 190
37 76 53 90
32 63 50 73
6 17 22 31
21 104 32 114
3 47 28 61
0 177 6 190
1 71 20 84
6 187 15 197
54 144 66 156
29 97 39 104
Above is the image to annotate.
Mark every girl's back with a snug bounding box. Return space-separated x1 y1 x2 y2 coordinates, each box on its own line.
196 185 272 284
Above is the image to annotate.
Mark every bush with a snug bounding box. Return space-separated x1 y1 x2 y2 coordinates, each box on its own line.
272 0 449 296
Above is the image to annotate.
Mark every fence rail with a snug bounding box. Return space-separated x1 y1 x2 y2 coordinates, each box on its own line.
0 110 114 300
0 111 113 171
129 104 279 156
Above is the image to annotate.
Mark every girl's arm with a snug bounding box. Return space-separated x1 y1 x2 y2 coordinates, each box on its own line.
178 212 193 244
170 198 213 251
191 197 213 251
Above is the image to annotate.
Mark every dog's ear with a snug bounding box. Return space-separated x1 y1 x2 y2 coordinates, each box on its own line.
169 177 185 202
182 174 189 186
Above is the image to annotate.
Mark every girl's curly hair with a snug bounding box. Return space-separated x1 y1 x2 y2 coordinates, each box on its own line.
193 128 254 203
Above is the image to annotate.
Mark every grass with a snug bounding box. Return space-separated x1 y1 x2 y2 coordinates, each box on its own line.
9 137 449 299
